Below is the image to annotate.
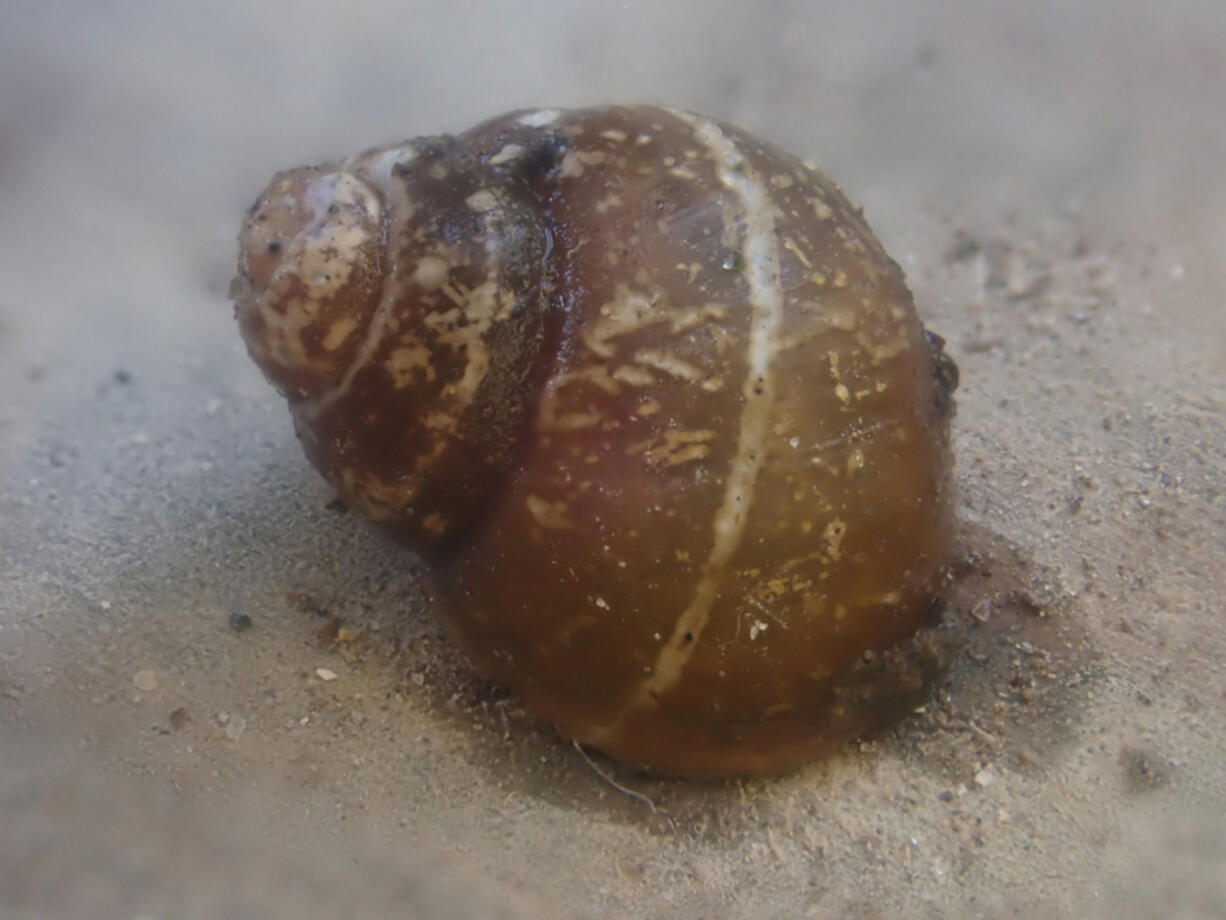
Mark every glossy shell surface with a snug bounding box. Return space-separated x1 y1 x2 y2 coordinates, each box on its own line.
232 105 957 777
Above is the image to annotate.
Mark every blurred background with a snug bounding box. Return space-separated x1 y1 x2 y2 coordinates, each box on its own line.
2 1 1224 917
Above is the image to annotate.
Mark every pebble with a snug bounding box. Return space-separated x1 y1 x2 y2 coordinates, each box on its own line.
228 612 253 632
225 713 246 741
970 599 992 623
316 667 338 682
132 669 159 693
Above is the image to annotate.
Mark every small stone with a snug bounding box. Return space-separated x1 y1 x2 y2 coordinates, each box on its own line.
336 626 357 642
286 590 323 616
132 670 159 693
316 616 343 645
1121 746 1169 790
169 707 190 730
973 767 995 789
316 667 338 682
225 713 246 740
228 612 253 632
99 600 112 611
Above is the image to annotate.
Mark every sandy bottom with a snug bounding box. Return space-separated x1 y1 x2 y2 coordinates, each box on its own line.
2 1 1224 917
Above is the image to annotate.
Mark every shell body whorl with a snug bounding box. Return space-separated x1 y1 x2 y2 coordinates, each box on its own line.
233 105 958 778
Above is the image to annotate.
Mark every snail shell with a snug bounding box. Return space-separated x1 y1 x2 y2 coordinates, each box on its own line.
231 105 958 778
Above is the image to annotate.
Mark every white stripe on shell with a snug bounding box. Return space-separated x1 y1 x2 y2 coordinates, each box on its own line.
621 110 784 714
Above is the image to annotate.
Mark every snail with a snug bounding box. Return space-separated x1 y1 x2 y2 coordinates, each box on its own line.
230 105 958 778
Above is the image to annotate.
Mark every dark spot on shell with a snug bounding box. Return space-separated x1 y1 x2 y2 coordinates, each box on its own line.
518 132 570 181
418 138 449 160
925 329 959 416
267 241 281 254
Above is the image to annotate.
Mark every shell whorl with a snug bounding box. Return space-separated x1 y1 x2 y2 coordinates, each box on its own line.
233 167 386 399
233 136 549 547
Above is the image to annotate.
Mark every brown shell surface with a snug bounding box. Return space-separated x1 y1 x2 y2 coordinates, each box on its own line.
233 105 956 778
441 107 955 777
233 138 549 547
